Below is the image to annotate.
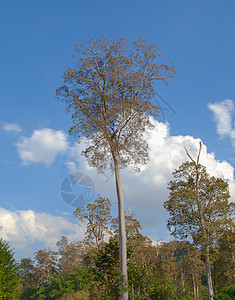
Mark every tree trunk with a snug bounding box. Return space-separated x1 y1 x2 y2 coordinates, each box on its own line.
113 153 128 300
205 244 214 300
192 274 197 300
186 143 214 300
196 280 199 300
181 267 185 293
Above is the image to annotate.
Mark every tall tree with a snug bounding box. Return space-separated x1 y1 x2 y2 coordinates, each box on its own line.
57 36 175 299
0 238 20 299
74 196 112 248
164 143 234 300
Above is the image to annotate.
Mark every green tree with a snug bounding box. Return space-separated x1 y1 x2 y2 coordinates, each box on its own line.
57 36 175 300
213 230 235 292
56 236 84 276
34 248 58 285
164 143 234 300
179 245 205 300
214 285 235 300
0 238 20 299
74 196 112 248
19 257 38 290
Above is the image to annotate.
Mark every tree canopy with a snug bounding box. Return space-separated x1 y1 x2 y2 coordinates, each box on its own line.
56 36 175 172
164 145 234 300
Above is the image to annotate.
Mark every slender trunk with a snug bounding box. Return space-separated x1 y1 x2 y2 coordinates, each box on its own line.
181 267 185 293
192 274 197 300
197 197 214 299
113 153 128 300
205 244 214 300
95 235 100 248
186 143 214 300
196 279 199 300
197 200 214 299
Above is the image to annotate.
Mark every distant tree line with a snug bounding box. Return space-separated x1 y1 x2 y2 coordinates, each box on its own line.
1 160 234 300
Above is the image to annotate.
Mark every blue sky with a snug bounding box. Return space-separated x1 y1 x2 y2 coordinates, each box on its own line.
0 0 235 257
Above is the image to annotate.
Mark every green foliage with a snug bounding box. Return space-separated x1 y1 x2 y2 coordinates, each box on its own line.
164 162 233 247
20 266 91 299
19 257 38 290
111 210 143 244
0 238 20 299
91 237 120 299
214 285 235 300
34 248 58 285
213 230 235 291
74 196 112 247
18 197 234 300
56 236 84 276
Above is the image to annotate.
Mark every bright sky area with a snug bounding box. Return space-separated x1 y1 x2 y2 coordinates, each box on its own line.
0 0 235 258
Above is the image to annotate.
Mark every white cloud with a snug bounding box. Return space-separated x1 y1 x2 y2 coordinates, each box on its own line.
66 120 235 236
0 207 86 256
11 120 234 247
208 99 235 147
2 122 22 133
16 128 69 165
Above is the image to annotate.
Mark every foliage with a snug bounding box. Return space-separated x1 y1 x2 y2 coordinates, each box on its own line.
164 155 234 300
56 236 84 276
34 248 58 285
111 209 143 244
56 36 175 172
74 196 112 247
19 257 39 290
91 237 122 299
213 230 235 291
214 285 235 300
20 266 91 299
164 162 233 246
18 199 234 300
0 238 20 299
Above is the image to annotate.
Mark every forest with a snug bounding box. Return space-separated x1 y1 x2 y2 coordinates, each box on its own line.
1 185 234 299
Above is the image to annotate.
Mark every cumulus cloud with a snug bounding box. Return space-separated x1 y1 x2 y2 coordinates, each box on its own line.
208 99 235 147
66 120 235 236
11 120 235 244
16 128 69 165
0 207 86 255
2 122 22 133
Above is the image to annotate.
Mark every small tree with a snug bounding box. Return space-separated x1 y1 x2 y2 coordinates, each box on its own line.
57 36 175 299
164 143 234 300
74 196 112 247
0 238 20 299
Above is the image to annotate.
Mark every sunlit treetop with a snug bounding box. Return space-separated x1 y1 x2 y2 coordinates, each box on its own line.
57 36 176 172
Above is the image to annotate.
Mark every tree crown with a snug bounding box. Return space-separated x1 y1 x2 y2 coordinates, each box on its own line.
57 36 175 172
